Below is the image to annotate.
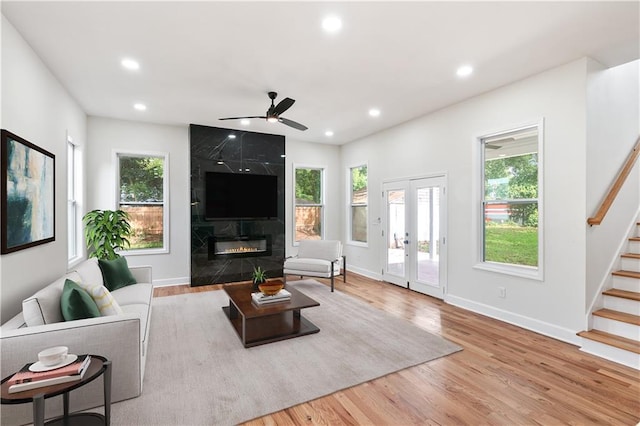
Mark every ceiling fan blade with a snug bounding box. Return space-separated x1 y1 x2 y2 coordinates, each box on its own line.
279 117 308 131
273 97 295 115
219 116 266 121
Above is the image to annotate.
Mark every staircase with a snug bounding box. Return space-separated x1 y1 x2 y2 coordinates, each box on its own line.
578 222 640 369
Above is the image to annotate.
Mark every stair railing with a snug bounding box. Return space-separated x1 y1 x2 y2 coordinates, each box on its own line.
588 136 640 226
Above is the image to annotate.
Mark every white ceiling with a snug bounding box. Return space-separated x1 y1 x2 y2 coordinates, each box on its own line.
2 1 639 145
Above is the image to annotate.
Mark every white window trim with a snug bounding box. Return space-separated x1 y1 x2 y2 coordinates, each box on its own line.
473 119 544 281
293 164 326 245
347 162 369 247
67 132 84 268
114 149 170 255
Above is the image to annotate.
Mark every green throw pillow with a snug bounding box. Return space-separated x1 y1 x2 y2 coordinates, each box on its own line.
60 279 102 321
98 256 137 291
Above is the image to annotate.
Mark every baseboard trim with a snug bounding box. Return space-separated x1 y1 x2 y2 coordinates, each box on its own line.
346 265 382 281
153 276 190 287
445 294 581 346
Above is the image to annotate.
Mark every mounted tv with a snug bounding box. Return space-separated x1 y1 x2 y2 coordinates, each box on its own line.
205 172 278 219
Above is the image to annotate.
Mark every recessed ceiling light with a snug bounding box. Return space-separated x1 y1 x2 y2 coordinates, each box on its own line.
325 130 334 137
368 108 381 117
133 103 147 111
456 65 473 78
121 58 140 71
228 134 236 139
322 16 342 33
240 119 250 126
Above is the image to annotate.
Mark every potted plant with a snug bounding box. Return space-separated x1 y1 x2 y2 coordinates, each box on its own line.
83 209 132 260
252 266 267 292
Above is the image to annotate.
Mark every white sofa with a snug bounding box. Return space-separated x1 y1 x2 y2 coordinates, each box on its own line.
0 258 153 425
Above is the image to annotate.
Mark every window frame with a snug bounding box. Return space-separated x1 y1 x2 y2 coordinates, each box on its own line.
474 120 544 280
293 164 325 245
67 134 83 267
348 163 369 247
115 150 170 255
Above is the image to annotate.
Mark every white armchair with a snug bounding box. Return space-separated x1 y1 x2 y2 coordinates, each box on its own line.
283 240 346 292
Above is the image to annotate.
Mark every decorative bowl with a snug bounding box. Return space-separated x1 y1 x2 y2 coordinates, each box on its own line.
259 282 284 296
38 346 68 366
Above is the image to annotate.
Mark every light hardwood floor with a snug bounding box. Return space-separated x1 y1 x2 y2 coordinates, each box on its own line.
154 274 640 425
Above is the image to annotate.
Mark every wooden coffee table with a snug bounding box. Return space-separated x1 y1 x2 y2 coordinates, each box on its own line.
222 281 320 348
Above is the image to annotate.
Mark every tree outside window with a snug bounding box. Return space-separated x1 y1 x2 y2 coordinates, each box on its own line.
294 167 323 241
118 154 167 251
350 165 368 243
482 127 539 268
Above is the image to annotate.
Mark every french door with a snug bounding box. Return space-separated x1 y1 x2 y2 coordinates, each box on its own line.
382 176 447 299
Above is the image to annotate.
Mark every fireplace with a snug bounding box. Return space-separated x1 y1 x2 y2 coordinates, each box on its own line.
208 235 272 260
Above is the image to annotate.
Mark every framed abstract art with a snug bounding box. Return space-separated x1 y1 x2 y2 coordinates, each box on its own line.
1 129 55 254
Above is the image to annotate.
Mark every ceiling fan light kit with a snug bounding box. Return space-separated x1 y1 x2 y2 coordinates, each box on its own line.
219 91 308 131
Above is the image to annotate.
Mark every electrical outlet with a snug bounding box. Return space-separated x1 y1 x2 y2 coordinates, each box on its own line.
499 287 506 298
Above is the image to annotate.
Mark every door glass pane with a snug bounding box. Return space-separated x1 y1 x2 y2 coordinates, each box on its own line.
386 190 405 276
416 186 440 284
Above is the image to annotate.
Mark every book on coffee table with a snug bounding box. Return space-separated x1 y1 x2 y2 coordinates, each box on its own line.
251 289 291 305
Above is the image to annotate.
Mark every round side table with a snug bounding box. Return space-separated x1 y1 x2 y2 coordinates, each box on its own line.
1 355 111 426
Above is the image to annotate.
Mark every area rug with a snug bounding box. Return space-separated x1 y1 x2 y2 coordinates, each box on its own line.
109 279 462 425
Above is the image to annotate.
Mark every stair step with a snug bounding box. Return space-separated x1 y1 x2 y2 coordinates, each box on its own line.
603 288 640 301
621 253 640 259
578 330 640 354
612 270 640 279
593 308 640 326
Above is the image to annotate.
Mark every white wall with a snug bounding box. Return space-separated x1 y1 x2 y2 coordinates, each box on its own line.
586 59 640 311
341 59 593 343
285 138 342 255
86 117 190 286
0 16 87 323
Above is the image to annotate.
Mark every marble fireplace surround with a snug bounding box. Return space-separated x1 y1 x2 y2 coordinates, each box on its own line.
190 124 285 286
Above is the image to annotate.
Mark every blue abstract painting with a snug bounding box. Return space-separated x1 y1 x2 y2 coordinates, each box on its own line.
2 130 55 254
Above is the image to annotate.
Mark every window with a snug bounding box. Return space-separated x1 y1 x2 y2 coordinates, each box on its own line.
294 167 324 242
67 137 81 263
117 152 169 253
350 164 368 243
479 123 542 277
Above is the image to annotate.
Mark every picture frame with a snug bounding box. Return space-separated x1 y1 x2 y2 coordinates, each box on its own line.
1 129 55 254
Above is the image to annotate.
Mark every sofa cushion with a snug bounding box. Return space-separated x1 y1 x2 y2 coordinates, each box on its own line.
77 282 124 316
99 257 137 291
297 240 342 261
22 272 82 326
60 279 102 321
111 283 154 306
284 258 333 274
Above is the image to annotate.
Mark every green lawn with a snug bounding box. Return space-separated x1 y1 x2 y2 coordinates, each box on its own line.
485 225 538 266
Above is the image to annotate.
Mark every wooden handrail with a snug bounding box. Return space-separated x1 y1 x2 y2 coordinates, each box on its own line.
588 136 640 226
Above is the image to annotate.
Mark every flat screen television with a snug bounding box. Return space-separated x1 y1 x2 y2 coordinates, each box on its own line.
205 172 278 219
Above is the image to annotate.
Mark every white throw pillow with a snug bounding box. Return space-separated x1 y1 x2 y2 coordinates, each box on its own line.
77 282 124 316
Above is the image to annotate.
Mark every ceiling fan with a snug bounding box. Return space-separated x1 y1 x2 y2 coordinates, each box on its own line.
219 91 308 131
